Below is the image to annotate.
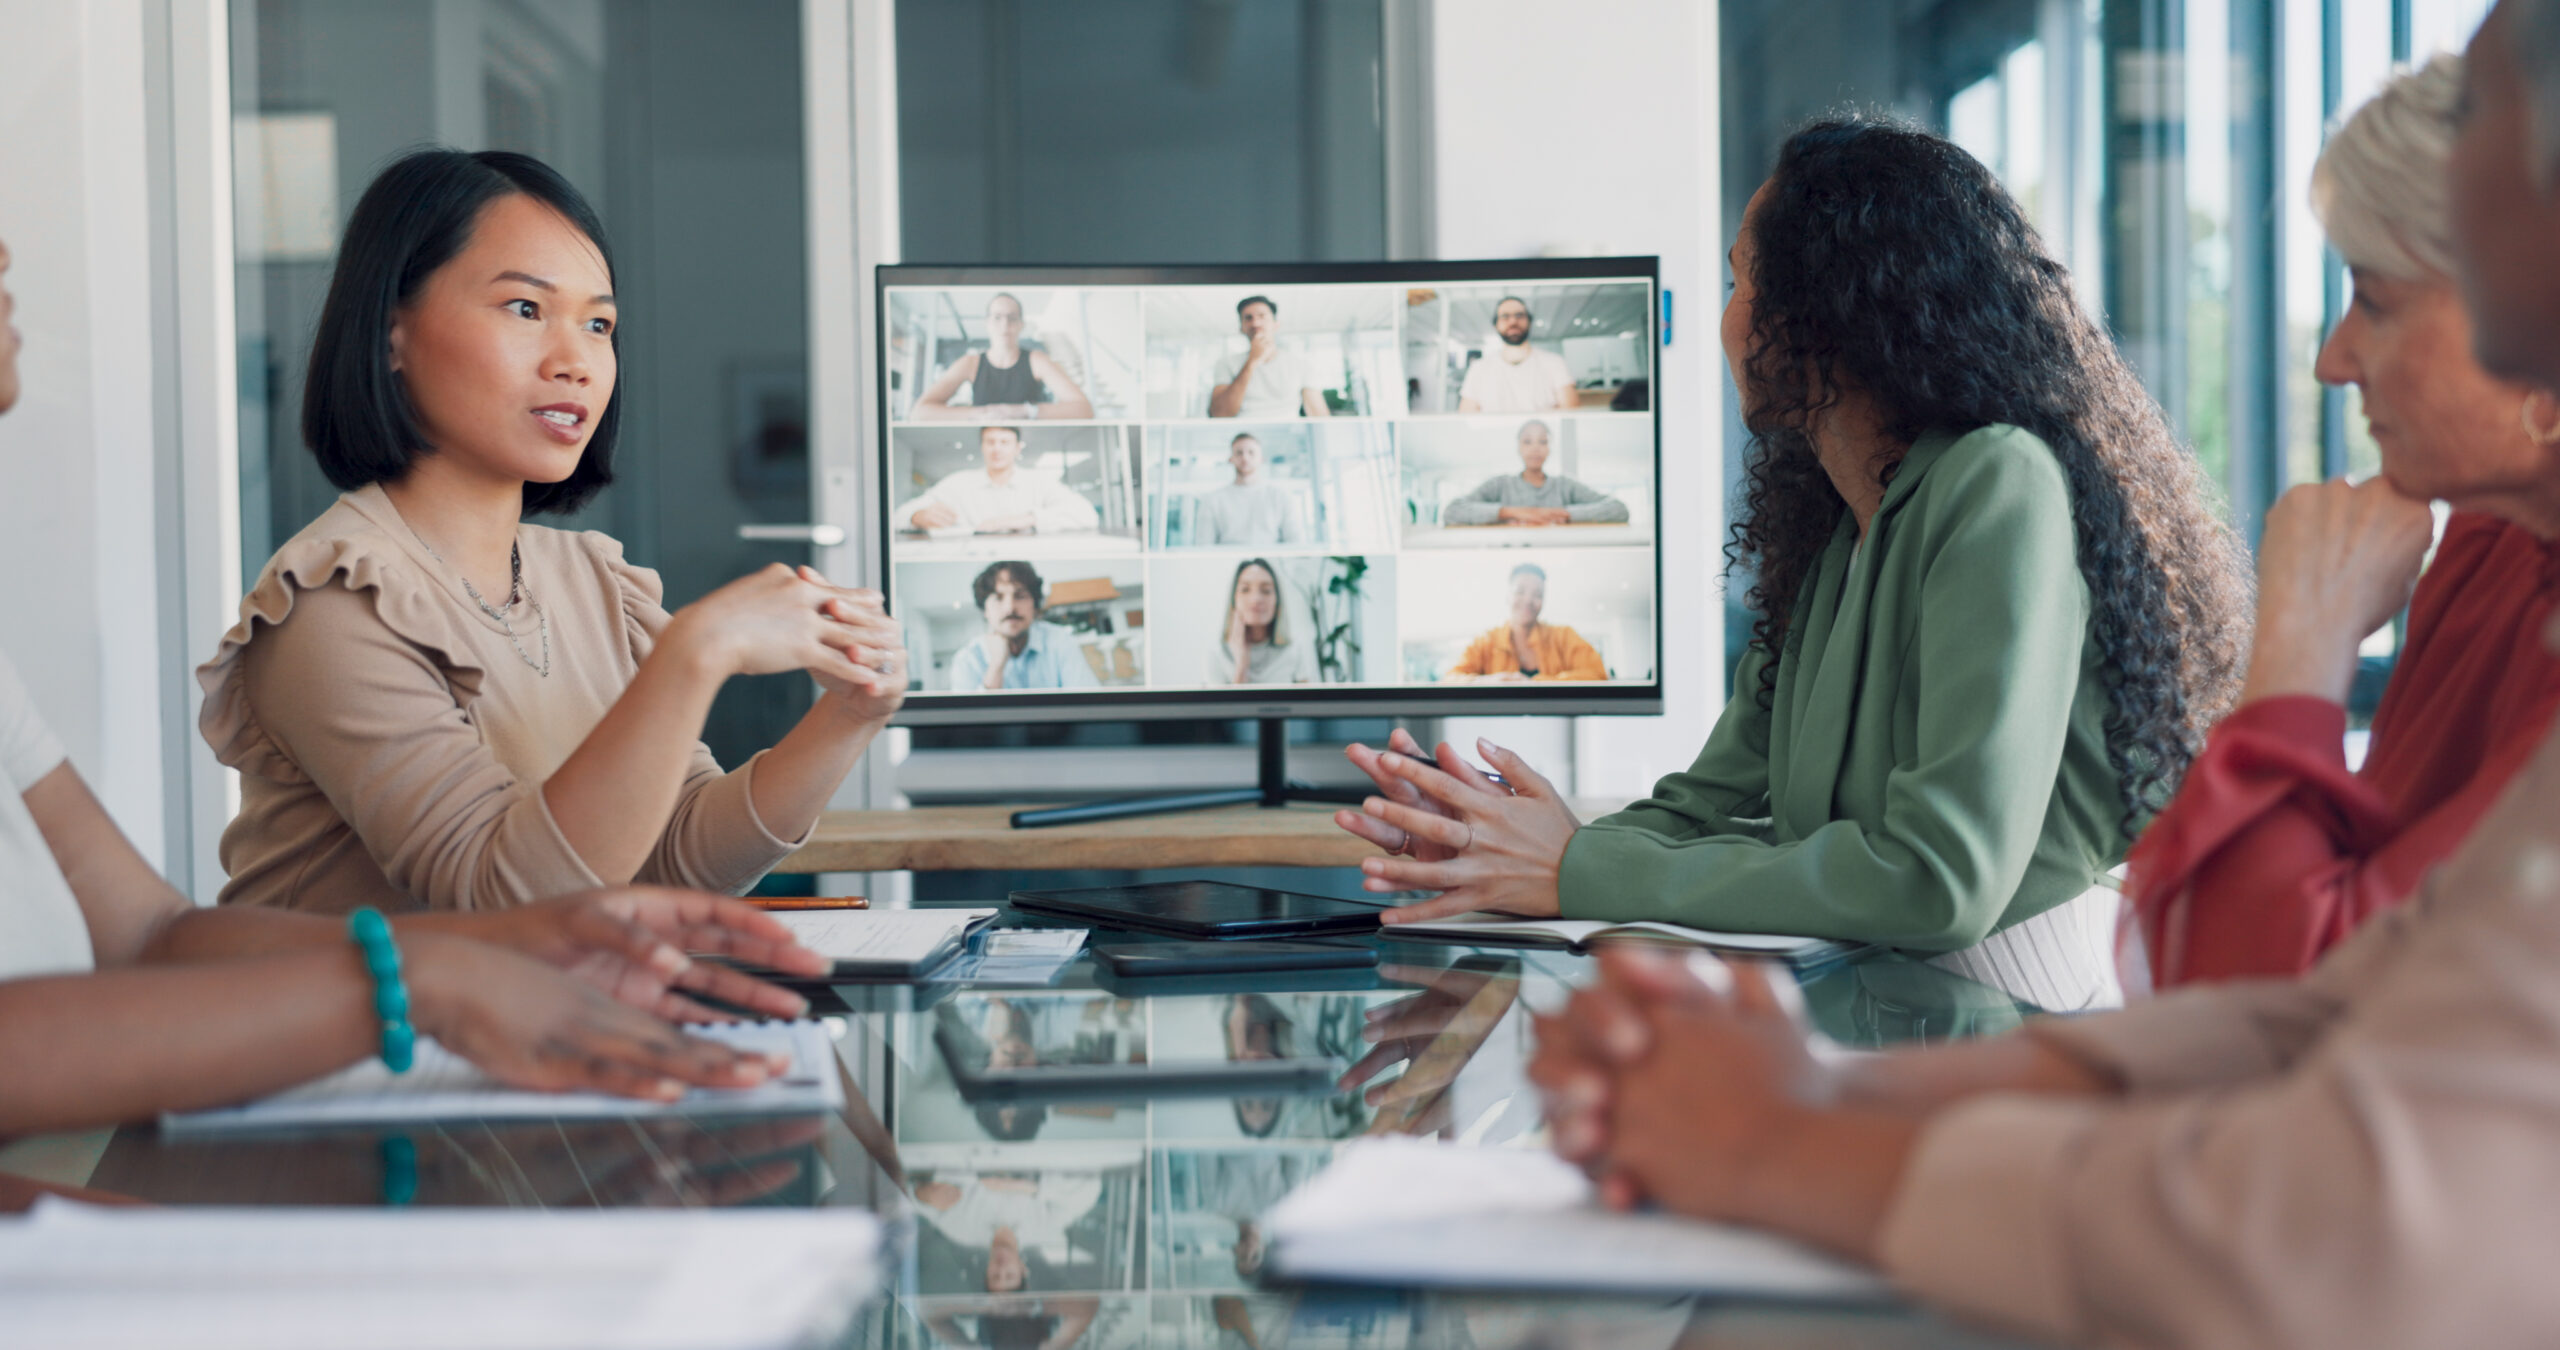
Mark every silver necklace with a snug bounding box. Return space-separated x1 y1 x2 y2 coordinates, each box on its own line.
411 531 551 677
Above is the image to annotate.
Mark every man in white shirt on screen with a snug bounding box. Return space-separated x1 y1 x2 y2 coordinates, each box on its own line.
1208 295 1331 419
1193 433 1306 547
1456 296 1580 413
896 425 1099 534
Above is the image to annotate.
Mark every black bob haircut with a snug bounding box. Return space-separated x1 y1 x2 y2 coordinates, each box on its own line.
1235 294 1278 317
303 148 621 516
972 560 1045 610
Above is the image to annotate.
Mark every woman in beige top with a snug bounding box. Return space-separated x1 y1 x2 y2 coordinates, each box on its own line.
0 227 828 1137
201 149 907 915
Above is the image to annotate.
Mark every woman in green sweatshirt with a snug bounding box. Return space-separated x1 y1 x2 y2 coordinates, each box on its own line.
1338 117 2252 1008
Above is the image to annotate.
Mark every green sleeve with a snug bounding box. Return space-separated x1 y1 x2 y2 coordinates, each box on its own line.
1585 643 1777 841
1558 437 2089 949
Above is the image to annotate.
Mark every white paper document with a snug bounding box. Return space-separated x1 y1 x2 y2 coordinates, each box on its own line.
768 907 999 976
162 1020 842 1135
1262 1137 1893 1303
0 1198 880 1350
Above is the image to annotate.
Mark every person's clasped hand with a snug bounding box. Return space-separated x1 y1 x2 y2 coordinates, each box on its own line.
1332 731 1581 921
665 563 907 712
1527 948 1828 1216
432 884 830 1023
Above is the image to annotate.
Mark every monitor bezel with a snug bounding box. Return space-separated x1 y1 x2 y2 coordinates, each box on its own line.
874 257 1666 726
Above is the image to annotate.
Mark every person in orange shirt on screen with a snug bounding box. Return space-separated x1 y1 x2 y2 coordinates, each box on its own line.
1447 564 1607 682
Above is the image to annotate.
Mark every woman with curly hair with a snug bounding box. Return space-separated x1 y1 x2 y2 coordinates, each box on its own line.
1336 115 2250 1009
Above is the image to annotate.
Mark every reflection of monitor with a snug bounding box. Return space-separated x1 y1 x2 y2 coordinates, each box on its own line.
876 259 1663 728
931 1000 1337 1104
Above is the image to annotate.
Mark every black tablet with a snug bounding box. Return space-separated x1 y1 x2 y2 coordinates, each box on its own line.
1009 880 1388 940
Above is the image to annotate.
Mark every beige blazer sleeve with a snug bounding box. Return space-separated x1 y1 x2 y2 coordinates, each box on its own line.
609 558 806 893
221 522 805 911
240 581 608 909
1876 720 2560 1349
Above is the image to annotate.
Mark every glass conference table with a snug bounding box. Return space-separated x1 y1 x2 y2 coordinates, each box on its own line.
71 908 2052 1350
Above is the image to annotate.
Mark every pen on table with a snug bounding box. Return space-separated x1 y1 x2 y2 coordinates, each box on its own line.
746 897 870 911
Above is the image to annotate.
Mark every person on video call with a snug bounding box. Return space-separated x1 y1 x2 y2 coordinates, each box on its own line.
909 291 1095 423
1206 558 1318 685
1194 433 1307 547
1449 563 1607 682
911 1170 1105 1294
1209 295 1331 419
1442 420 1629 526
897 426 1099 535
1456 296 1580 413
948 561 1101 691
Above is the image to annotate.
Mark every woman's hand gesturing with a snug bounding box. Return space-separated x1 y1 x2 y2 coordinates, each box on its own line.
666 563 907 716
1342 737 1582 922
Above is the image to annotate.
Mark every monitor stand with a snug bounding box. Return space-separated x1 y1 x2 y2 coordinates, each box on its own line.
1009 717 1373 828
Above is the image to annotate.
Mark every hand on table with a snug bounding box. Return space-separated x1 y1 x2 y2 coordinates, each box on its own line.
1336 736 1581 922
910 502 962 530
1528 949 1826 1215
434 885 828 1022
406 935 789 1101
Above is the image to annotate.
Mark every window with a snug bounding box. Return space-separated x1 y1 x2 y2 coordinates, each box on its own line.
1722 0 2496 721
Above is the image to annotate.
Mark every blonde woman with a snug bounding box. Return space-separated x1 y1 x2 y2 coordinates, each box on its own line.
2129 54 2560 985
1204 558 1316 685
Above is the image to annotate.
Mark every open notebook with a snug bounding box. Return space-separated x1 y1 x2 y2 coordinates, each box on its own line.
757 907 1001 978
1381 912 1857 967
1262 1137 1891 1303
0 1198 880 1350
162 1020 842 1135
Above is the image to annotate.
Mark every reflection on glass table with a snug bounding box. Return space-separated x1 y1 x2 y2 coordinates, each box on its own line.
48 942 2046 1348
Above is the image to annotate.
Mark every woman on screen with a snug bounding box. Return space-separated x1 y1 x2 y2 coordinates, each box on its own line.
200 149 908 915
908 291 1096 423
1335 116 2251 1009
1206 559 1317 685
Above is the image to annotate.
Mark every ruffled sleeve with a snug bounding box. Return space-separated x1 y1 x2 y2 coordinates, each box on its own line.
198 526 490 785
574 534 811 893
199 512 605 910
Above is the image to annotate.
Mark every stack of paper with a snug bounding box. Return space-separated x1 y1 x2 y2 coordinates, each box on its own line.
0 1198 880 1350
163 1020 842 1135
762 907 1000 978
1262 1137 1892 1303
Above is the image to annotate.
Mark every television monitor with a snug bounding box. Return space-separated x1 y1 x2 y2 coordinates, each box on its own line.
875 258 1662 729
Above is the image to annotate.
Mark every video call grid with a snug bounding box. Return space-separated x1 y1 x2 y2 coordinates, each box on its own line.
881 280 1661 695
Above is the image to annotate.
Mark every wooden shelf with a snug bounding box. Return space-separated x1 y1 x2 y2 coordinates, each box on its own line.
774 801 1384 874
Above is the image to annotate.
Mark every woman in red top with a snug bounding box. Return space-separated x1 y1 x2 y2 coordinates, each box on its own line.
2130 55 2560 985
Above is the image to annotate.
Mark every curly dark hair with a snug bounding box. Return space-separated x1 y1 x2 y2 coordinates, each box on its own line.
1724 115 2251 833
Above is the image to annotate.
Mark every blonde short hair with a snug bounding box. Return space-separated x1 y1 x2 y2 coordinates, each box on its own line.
2310 54 2465 281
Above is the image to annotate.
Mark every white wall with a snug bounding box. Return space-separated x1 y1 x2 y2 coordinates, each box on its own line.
1428 0 1722 799
0 0 171 866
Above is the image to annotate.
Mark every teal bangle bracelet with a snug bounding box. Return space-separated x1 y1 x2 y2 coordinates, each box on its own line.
348 907 416 1074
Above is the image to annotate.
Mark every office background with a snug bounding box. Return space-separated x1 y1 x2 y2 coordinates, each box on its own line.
0 0 2493 906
